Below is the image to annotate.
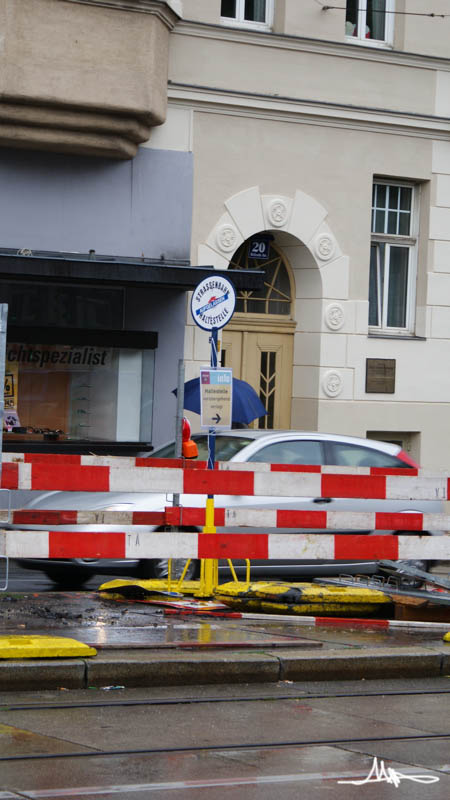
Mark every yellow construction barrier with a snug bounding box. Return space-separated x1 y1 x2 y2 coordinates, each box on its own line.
213 580 391 617
98 579 202 599
0 635 97 659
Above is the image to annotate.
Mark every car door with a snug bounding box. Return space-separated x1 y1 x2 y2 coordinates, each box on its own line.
324 440 443 526
222 437 326 514
212 437 328 576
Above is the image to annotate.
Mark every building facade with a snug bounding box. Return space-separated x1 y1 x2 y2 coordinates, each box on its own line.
1 0 449 469
0 0 258 456
169 0 449 469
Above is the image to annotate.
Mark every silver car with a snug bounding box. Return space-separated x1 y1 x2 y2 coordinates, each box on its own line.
14 430 441 585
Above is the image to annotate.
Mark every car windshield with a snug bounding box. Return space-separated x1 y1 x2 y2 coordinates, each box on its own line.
150 434 255 462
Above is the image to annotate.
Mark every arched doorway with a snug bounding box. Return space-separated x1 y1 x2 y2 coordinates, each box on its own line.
221 235 295 429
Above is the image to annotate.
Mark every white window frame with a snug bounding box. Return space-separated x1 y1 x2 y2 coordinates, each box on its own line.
369 180 419 336
345 0 395 48
220 0 274 31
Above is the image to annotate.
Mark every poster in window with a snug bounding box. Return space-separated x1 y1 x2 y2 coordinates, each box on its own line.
4 361 20 429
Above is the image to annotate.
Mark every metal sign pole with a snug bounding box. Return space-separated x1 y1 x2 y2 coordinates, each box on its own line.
200 327 218 595
190 276 236 597
0 304 8 590
174 358 185 461
207 328 218 470
173 358 185 510
0 304 7 487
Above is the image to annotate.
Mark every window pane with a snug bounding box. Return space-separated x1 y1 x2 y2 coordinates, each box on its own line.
375 183 386 208
214 435 256 460
267 300 290 315
374 183 412 235
400 187 412 211
372 183 387 233
329 442 404 467
398 212 411 236
388 185 399 210
221 0 236 18
267 266 291 315
248 440 323 465
345 0 358 35
245 0 266 22
387 246 409 327
387 210 398 234
228 240 292 317
245 296 265 313
374 210 385 233
369 244 380 326
367 0 386 41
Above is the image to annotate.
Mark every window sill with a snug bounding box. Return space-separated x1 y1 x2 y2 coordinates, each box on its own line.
368 333 426 341
345 36 393 50
220 18 272 32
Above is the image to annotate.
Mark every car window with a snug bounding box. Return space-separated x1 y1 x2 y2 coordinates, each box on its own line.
149 435 255 462
328 442 412 468
247 440 323 465
149 441 177 458
197 435 255 461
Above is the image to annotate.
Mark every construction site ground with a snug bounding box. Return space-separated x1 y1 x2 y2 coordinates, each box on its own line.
1 584 449 692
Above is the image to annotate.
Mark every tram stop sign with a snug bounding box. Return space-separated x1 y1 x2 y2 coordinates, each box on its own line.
200 368 232 429
190 275 236 331
191 275 236 433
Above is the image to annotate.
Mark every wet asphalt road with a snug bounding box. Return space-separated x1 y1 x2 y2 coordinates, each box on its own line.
1 564 450 797
3 560 127 593
0 678 449 799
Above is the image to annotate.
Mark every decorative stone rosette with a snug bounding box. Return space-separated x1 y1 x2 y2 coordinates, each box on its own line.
314 234 336 261
325 303 345 331
216 224 239 253
268 199 289 227
322 370 344 398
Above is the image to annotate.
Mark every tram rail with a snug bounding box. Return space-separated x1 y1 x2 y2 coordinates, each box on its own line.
1 731 449 763
2 686 450 713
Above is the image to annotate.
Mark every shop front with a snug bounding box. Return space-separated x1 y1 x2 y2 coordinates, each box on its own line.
0 253 262 456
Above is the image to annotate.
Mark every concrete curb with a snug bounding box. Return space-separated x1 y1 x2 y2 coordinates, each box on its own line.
0 646 449 691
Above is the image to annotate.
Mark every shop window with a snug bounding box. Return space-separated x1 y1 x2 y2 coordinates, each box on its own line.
4 328 156 444
345 0 394 46
369 181 418 334
221 0 273 29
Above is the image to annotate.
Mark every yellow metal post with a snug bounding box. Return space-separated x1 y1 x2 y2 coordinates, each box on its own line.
196 496 217 597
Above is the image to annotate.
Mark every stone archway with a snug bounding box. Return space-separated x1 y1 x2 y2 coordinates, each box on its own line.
195 186 349 430
221 236 295 429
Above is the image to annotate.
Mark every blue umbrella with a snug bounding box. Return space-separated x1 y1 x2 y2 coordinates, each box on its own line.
173 377 267 425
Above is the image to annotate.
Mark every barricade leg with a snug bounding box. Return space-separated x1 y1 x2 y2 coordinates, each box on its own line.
196 496 217 597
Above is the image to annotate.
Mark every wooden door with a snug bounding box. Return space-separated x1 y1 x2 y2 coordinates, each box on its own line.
221 329 293 429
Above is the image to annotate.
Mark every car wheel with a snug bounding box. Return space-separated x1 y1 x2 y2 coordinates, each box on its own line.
138 558 199 581
43 566 92 587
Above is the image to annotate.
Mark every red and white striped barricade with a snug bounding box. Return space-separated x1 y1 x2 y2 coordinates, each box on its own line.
0 453 449 563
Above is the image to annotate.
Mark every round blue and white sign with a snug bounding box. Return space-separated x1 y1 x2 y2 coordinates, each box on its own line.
191 275 236 331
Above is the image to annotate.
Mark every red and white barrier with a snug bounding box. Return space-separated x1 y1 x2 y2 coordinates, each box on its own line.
1 460 449 500
1 453 448 563
1 506 449 532
0 530 448 561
